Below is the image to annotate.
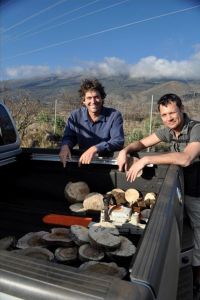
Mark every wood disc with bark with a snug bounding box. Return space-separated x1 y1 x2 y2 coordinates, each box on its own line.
42 228 74 247
55 246 78 263
0 236 15 250
79 261 127 279
144 192 156 208
125 188 140 205
79 243 104 262
83 192 104 211
70 225 90 246
69 203 87 215
106 236 136 260
111 188 126 205
12 247 54 261
16 231 49 249
64 181 90 204
88 222 121 251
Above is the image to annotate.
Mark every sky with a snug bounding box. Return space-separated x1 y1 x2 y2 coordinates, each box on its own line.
1 0 200 80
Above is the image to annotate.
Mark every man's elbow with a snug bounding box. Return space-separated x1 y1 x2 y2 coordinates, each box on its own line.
115 143 124 151
115 140 125 150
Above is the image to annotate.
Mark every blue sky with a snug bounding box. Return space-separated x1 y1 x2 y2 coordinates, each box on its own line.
1 0 200 80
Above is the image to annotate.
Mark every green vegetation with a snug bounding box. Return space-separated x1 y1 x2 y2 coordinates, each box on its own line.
126 130 144 144
37 112 65 135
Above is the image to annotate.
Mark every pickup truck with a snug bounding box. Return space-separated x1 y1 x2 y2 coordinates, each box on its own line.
0 101 194 300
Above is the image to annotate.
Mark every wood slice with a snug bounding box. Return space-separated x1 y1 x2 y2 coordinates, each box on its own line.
88 222 120 251
121 222 146 235
125 188 140 205
64 181 90 204
0 236 15 250
144 192 156 208
83 192 104 211
89 232 121 251
106 236 136 260
109 206 132 224
79 244 104 262
70 225 90 246
111 188 126 205
79 261 127 279
69 203 87 215
42 228 74 247
16 231 49 249
55 246 78 263
89 222 119 236
12 247 54 261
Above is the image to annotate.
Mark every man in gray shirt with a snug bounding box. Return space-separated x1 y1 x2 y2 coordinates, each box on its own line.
117 93 200 291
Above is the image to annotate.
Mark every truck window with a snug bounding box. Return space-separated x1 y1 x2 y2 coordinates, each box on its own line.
0 104 17 145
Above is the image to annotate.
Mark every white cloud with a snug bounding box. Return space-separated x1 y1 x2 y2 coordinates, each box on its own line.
3 48 200 80
57 57 129 78
129 54 200 79
67 50 200 80
94 57 129 76
5 65 50 79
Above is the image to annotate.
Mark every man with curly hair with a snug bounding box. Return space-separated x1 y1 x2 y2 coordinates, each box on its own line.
59 78 124 166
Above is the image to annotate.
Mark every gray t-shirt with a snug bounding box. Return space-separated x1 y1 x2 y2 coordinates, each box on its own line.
155 113 200 197
155 113 200 151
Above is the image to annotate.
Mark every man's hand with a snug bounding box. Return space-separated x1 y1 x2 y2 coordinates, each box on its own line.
79 146 97 165
117 149 128 171
126 157 145 182
59 145 71 168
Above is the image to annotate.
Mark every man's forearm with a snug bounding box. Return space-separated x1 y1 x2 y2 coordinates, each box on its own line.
141 152 192 168
123 141 146 154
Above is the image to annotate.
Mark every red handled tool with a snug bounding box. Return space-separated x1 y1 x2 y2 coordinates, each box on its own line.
43 214 92 227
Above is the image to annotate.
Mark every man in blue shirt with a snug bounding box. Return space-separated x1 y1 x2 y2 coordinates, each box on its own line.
59 78 124 167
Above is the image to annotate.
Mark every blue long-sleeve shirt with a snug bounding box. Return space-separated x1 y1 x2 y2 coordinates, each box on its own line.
61 106 124 155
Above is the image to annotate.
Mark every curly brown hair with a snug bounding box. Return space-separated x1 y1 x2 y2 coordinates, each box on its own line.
79 78 106 103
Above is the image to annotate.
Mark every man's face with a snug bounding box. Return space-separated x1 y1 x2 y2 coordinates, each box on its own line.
159 101 184 131
83 90 103 115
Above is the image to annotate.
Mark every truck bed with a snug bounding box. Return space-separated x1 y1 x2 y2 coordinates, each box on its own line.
0 148 193 300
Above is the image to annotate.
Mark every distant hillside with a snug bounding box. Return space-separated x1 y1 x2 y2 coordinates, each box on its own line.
1 74 200 148
1 75 200 105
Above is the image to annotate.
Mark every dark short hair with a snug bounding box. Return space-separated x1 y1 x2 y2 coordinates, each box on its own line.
79 78 106 102
157 93 183 111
